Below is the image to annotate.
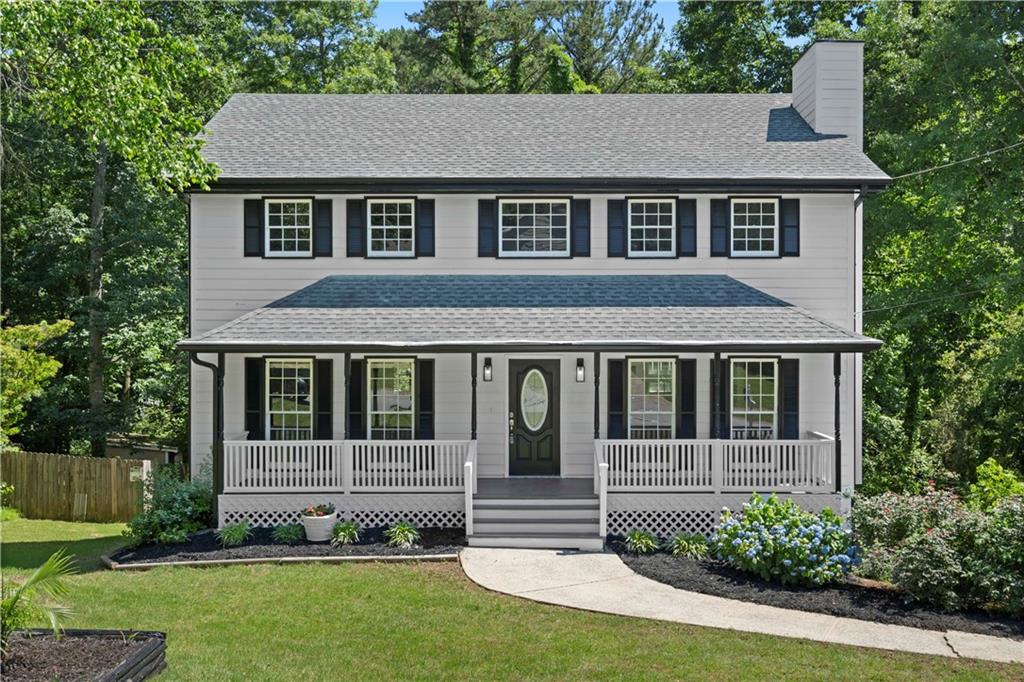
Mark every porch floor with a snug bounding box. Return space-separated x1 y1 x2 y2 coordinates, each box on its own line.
475 478 595 499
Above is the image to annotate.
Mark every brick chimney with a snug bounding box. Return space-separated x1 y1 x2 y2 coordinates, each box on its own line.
791 41 864 149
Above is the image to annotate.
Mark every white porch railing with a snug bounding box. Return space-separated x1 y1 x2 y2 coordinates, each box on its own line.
595 433 835 494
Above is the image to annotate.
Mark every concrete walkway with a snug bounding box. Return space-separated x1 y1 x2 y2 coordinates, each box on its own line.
460 548 1024 665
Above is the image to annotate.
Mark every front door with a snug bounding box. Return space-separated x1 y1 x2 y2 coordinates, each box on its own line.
508 360 560 476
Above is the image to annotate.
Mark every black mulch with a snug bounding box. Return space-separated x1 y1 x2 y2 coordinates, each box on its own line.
111 526 465 565
2 631 151 682
607 538 1024 641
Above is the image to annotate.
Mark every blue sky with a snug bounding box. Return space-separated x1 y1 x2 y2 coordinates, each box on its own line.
373 1 681 32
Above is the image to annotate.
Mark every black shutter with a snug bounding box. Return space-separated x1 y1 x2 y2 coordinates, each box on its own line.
571 199 591 257
710 199 730 257
607 359 625 438
478 199 498 257
607 199 626 257
780 198 800 257
347 359 366 439
416 199 435 257
243 199 263 257
677 199 697 257
710 358 731 439
676 359 696 438
313 199 333 257
314 359 333 439
244 357 264 439
779 359 799 439
346 199 366 257
416 359 435 439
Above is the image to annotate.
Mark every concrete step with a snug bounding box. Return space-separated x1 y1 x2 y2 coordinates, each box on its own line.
474 519 600 534
472 496 597 507
473 504 599 520
468 532 605 551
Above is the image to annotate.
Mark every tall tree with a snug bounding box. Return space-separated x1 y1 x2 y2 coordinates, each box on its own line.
0 320 73 446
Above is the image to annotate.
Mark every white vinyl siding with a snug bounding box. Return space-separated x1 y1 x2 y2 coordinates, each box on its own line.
628 199 675 257
265 200 312 257
367 359 415 440
731 358 777 440
499 199 569 257
368 199 415 257
731 199 778 257
628 359 675 439
266 358 313 440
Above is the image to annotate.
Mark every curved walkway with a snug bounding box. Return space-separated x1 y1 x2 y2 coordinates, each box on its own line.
460 548 1024 665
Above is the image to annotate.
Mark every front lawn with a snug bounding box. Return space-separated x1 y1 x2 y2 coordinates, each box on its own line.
3 519 1021 680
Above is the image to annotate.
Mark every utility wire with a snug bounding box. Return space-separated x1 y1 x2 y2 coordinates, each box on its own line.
858 278 1022 315
888 140 1024 180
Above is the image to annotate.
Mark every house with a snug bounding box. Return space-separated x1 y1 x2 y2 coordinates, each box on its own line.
180 41 888 549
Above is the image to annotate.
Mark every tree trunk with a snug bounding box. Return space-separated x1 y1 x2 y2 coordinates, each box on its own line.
88 141 108 456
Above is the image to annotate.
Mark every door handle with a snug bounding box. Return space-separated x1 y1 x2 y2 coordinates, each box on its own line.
508 411 515 444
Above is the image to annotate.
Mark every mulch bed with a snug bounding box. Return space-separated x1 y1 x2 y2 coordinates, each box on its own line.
2 630 165 682
608 538 1024 641
110 526 465 565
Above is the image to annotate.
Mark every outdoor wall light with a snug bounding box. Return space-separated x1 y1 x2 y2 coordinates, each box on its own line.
576 357 586 383
483 357 493 382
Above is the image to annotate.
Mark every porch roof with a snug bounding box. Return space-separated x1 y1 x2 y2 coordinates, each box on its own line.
179 275 882 353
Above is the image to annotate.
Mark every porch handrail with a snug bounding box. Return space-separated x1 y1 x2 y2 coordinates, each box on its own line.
223 440 344 492
349 440 472 491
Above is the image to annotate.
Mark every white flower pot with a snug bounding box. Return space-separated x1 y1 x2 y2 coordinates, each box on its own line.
301 512 337 542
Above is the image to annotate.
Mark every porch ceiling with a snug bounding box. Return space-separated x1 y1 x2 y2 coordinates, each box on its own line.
179 275 881 353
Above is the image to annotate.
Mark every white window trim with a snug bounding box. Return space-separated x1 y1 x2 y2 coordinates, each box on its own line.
627 198 676 258
497 198 571 258
729 357 778 440
265 357 314 440
366 358 416 441
367 199 416 258
627 358 676 440
730 198 779 258
264 198 313 258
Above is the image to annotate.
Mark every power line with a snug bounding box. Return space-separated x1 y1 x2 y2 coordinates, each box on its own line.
888 140 1024 180
858 279 1022 315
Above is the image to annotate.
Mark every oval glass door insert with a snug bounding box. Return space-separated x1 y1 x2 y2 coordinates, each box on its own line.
520 369 549 432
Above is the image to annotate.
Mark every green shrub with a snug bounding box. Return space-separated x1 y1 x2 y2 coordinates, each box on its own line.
215 521 252 548
850 485 959 555
624 529 659 555
711 494 857 587
384 521 420 549
331 520 360 547
0 481 13 508
666 533 708 559
975 497 1024 616
271 523 304 545
123 465 212 547
1 550 75 660
966 458 1024 511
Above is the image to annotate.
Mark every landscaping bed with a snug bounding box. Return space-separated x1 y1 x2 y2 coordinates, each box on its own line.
111 526 465 565
609 538 1024 641
2 629 166 682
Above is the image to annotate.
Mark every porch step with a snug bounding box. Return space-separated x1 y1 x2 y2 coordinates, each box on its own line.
474 518 600 535
471 496 597 507
474 504 598 520
467 532 605 551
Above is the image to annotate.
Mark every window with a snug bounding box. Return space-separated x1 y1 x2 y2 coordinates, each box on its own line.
266 200 312 257
368 359 415 440
628 199 675 256
628 359 675 439
368 199 415 257
266 358 313 440
731 199 778 256
499 200 569 256
731 358 777 440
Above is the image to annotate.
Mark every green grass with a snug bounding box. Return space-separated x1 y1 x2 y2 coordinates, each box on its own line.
3 519 1022 681
1 514 126 572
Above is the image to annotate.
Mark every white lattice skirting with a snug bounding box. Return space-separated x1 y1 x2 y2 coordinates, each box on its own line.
218 493 464 529
607 493 841 537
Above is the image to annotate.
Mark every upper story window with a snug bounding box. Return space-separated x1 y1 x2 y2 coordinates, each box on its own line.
499 199 569 257
266 358 313 440
368 358 415 440
266 199 312 257
628 199 675 257
731 358 777 440
368 199 415 257
628 358 675 439
731 199 778 257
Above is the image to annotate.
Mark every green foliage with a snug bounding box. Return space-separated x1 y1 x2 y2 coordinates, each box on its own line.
542 45 600 94
711 495 857 587
665 533 708 559
384 521 420 549
215 521 253 548
331 520 361 547
300 503 336 517
0 482 13 509
966 458 1024 512
271 523 305 545
1 549 76 660
624 529 659 555
123 465 212 547
0 319 73 445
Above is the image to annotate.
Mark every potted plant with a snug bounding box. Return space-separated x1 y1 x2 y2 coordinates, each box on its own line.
299 503 337 542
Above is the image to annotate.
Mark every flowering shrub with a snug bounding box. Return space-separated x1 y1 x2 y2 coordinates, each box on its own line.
299 503 336 517
710 494 857 587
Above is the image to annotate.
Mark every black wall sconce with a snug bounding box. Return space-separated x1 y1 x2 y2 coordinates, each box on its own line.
483 357 493 382
576 357 586 383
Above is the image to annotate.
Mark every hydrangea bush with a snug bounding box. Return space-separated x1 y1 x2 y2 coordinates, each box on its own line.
710 494 857 587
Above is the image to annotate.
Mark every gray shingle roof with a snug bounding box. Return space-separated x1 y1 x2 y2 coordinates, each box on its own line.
180 275 881 352
201 94 889 183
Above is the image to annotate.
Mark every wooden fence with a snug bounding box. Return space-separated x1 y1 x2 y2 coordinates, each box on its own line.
2 450 150 522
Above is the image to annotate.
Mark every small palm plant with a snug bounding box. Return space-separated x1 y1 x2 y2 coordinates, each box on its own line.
1 550 76 660
624 529 659 555
384 521 420 549
331 520 360 547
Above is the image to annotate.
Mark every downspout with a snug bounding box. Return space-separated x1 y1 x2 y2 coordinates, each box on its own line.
190 352 224 526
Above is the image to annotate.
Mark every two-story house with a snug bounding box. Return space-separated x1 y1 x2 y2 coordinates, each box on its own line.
180 41 888 549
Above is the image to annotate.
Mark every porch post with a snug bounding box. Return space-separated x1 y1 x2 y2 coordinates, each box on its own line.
833 352 842 493
593 351 601 439
470 352 478 440
343 352 350 439
712 351 721 439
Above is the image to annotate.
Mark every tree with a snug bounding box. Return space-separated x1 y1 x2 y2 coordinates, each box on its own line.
405 0 499 93
0 320 73 446
543 44 600 93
